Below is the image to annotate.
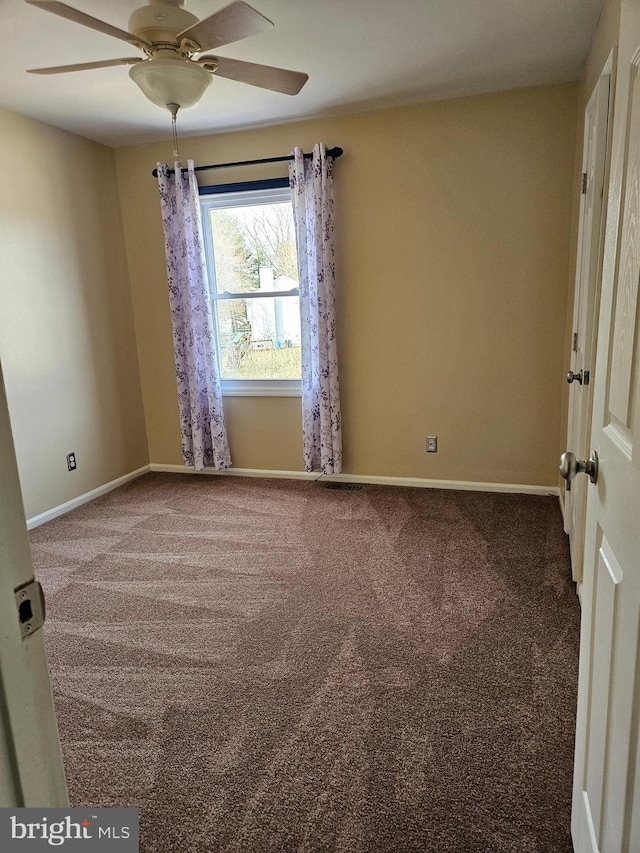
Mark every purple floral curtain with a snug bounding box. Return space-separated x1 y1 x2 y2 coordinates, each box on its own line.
289 144 342 474
157 160 231 471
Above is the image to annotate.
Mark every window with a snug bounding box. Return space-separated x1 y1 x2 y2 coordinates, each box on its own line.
200 180 301 396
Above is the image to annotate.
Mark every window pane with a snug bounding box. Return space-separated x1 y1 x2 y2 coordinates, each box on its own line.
206 197 302 381
208 203 298 295
215 297 301 380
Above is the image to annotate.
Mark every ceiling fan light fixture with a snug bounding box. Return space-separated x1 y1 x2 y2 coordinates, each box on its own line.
129 57 211 110
26 1 308 106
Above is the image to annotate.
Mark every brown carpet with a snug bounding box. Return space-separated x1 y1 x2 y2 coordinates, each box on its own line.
30 473 579 852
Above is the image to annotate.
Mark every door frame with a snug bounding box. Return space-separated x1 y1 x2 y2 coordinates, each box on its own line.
565 50 615 592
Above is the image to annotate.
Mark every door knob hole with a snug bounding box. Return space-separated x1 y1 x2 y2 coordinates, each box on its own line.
19 599 33 624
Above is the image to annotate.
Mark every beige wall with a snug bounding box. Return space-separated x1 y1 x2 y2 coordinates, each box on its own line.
0 108 149 519
116 82 578 487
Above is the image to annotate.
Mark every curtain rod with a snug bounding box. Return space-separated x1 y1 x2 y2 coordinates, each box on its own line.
152 146 343 178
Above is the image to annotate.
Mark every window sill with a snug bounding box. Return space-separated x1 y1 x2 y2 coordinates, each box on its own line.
221 380 301 397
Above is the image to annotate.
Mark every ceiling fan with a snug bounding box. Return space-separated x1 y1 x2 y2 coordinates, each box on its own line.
25 0 309 114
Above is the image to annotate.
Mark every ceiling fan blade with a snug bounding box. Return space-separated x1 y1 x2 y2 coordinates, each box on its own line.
25 1 150 48
178 1 273 52
210 56 308 95
27 58 142 74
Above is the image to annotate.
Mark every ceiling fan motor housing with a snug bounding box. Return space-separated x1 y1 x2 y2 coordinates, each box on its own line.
128 3 199 47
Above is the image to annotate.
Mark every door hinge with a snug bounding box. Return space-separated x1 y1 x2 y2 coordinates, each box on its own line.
581 172 588 194
573 332 578 352
14 580 46 640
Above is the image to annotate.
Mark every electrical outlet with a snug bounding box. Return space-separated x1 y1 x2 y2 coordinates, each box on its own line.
426 436 438 453
67 452 77 471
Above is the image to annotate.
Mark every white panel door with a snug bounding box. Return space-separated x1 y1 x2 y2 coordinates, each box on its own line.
565 64 611 587
0 362 68 806
571 4 640 850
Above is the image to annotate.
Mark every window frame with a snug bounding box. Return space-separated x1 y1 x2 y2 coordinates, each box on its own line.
199 178 302 398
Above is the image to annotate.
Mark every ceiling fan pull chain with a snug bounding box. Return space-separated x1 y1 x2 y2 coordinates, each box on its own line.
172 115 180 160
168 103 180 161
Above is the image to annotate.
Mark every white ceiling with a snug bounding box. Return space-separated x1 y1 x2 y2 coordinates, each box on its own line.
1 0 604 149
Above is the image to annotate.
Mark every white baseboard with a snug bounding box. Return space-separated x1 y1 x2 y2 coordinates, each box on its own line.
26 463 560 530
149 464 320 481
149 463 560 497
26 465 151 530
